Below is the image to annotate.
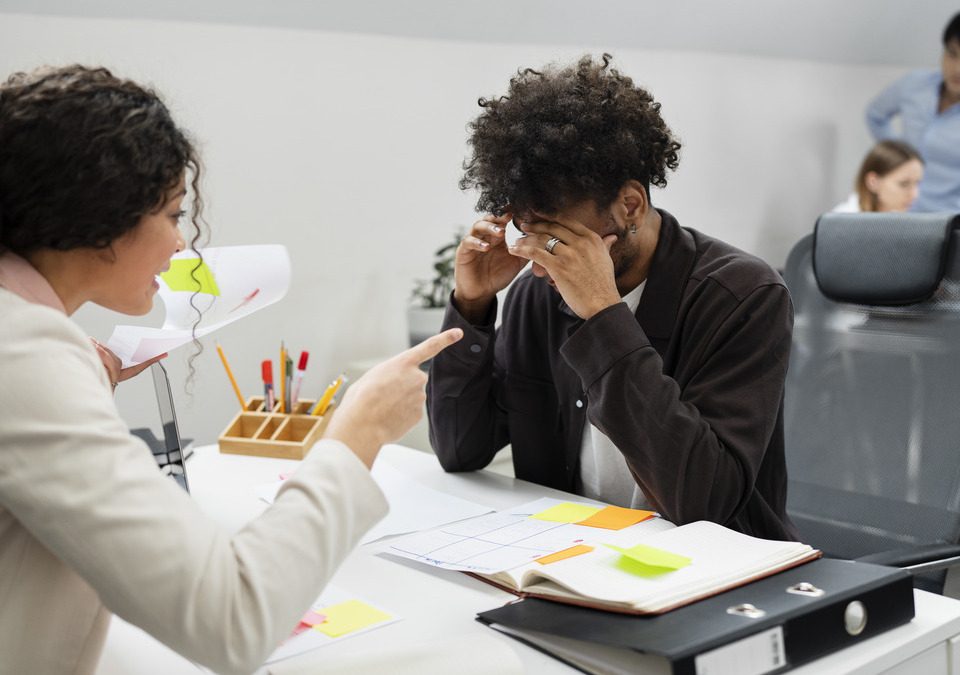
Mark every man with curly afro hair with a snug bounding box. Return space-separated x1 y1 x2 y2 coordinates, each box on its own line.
427 54 797 541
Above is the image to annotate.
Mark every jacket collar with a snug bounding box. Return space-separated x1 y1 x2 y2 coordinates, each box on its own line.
0 251 67 313
636 209 696 340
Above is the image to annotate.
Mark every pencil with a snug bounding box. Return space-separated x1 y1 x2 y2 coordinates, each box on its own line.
215 342 246 410
311 375 344 416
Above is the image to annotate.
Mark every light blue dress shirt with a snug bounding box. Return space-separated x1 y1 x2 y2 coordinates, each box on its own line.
866 70 960 213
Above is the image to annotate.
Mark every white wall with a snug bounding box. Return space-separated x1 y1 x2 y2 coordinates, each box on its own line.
0 13 910 444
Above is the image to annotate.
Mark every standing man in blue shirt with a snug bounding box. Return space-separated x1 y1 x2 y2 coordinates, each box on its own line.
866 12 960 213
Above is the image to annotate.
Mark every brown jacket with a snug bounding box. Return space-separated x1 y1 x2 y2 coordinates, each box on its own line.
428 210 798 541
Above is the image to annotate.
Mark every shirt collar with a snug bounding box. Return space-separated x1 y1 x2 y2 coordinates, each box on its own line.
0 251 68 313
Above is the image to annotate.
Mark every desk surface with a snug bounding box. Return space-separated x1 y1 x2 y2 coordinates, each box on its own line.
97 444 960 675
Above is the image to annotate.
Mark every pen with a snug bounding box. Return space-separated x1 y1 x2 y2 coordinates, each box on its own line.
279 342 287 414
215 342 246 410
291 350 309 408
262 360 275 411
311 374 344 416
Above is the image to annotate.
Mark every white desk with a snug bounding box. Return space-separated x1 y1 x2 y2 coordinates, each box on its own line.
98 444 960 675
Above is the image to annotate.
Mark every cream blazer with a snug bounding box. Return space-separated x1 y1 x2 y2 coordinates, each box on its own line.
0 289 388 674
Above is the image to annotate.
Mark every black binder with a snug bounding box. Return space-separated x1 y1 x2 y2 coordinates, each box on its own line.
477 559 915 675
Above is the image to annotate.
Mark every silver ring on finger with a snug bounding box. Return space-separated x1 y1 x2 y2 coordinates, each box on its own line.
545 236 562 254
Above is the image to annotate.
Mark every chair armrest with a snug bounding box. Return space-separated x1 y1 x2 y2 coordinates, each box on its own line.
857 544 960 572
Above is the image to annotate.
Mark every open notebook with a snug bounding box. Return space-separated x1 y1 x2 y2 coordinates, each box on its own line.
384 498 819 615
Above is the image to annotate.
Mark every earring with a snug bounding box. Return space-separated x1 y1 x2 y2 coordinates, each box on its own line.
629 223 637 234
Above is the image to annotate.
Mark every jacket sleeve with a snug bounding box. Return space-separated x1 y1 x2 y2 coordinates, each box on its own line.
427 295 510 472
560 282 793 527
866 75 906 140
0 305 387 675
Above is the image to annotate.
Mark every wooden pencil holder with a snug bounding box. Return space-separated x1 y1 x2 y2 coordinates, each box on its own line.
218 396 335 460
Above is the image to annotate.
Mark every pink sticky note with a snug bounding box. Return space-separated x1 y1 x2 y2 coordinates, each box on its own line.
301 610 326 626
287 610 328 640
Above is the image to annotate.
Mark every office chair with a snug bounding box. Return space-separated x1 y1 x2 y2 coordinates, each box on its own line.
782 211 960 594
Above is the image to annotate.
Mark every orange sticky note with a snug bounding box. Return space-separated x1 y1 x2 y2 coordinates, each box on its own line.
577 505 656 530
536 544 595 565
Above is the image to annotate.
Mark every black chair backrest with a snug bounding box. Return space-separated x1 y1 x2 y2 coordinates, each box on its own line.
783 212 960 560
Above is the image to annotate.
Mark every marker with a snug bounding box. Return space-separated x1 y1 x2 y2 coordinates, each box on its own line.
291 351 309 408
261 360 275 411
279 342 287 414
215 342 246 410
285 352 294 412
311 375 344 416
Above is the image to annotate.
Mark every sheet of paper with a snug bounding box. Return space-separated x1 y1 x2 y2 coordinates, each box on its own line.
253 460 494 545
107 244 291 366
266 586 398 664
384 498 641 574
577 505 656 530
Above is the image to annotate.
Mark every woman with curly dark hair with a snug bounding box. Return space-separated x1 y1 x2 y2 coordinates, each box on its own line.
0 65 460 674
428 54 798 541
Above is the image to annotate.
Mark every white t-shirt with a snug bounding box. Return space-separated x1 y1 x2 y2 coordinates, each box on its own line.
577 281 650 509
831 193 861 213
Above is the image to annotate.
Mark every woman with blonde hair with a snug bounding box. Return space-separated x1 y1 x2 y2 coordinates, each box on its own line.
834 139 925 213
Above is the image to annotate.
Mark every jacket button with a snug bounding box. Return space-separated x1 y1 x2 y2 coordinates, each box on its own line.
469 344 482 353
575 399 583 408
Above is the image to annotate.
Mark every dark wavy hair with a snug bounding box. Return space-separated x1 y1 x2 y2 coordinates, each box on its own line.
0 65 208 386
0 64 204 254
460 53 681 216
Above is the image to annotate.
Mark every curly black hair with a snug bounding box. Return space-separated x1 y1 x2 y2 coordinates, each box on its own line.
460 54 681 216
0 65 204 255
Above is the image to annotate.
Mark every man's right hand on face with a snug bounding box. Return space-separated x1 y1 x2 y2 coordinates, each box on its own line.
452 213 528 324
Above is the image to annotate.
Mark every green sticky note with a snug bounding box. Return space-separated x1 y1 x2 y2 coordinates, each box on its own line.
531 502 603 523
314 599 392 638
606 543 691 578
160 259 220 295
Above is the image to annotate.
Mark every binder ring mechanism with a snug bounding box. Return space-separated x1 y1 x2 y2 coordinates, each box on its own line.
726 603 766 619
786 581 825 598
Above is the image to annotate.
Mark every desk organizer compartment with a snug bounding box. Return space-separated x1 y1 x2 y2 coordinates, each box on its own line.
218 396 335 460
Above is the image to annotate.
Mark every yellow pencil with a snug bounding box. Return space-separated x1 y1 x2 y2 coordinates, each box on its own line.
215 342 246 410
279 343 287 413
311 375 344 416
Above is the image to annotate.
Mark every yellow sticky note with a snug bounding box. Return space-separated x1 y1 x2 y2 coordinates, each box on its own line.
606 543 691 578
531 502 602 523
536 544 595 565
314 599 392 638
160 259 221 295
577 506 656 530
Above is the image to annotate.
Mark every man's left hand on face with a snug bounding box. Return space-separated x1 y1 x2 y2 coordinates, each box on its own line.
508 218 621 319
